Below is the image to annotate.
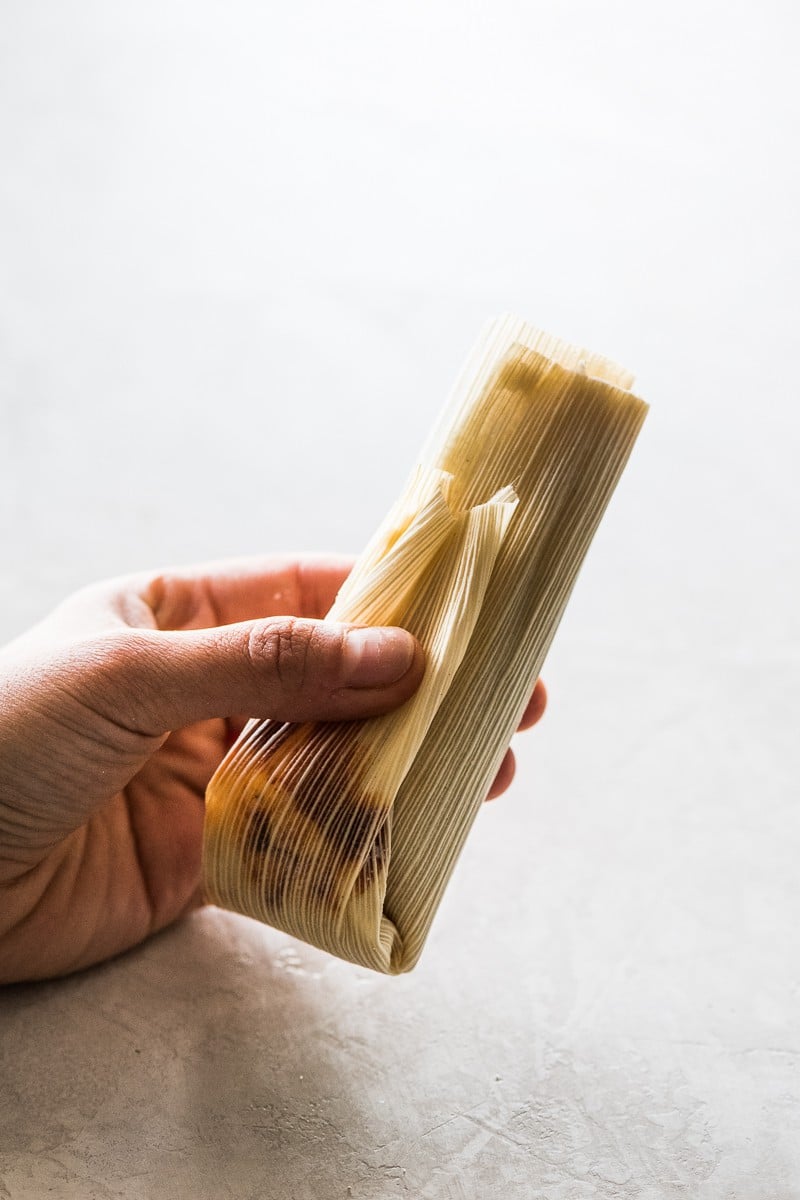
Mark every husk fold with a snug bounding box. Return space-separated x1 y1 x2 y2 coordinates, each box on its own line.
203 316 648 973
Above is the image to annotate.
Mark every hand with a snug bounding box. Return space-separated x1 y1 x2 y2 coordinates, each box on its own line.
0 557 546 983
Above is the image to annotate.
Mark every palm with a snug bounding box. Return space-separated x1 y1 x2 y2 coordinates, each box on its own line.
37 722 222 977
121 719 226 922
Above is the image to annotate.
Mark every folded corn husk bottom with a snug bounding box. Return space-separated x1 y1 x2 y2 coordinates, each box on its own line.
203 316 648 974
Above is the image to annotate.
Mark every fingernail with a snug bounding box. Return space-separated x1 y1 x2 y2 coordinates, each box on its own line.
343 627 416 687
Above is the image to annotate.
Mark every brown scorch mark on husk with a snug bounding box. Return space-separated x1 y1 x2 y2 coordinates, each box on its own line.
237 718 391 914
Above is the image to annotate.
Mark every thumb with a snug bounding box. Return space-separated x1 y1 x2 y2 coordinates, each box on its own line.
107 618 425 735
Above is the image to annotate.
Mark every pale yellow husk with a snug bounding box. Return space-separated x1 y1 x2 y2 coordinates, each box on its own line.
203 315 648 973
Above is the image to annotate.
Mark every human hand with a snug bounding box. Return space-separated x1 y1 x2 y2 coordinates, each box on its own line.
0 557 546 983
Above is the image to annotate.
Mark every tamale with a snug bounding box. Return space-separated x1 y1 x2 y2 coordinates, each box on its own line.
203 315 648 973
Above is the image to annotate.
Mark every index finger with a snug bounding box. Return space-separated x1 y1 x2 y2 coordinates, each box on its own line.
137 554 357 630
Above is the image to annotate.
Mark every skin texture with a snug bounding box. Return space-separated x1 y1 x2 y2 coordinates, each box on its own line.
0 556 546 984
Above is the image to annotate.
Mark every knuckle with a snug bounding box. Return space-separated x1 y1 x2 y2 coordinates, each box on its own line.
250 618 314 694
142 572 198 630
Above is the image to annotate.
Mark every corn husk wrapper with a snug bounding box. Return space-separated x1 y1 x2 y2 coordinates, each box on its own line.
203 316 648 973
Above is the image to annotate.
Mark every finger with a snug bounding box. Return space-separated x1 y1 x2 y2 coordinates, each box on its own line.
136 555 357 631
54 556 357 641
486 749 516 800
517 679 547 731
97 619 425 736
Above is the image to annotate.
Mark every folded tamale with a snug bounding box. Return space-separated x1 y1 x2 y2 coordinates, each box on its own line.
203 315 648 973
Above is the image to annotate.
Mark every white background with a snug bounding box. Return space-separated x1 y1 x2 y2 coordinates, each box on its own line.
1 3 798 1197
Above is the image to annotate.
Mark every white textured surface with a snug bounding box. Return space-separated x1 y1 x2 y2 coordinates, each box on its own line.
1 2 799 1197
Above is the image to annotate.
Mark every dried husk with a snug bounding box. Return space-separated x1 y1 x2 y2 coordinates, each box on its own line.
203 316 648 973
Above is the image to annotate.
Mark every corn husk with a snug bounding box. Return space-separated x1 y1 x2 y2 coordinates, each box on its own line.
203 316 648 973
